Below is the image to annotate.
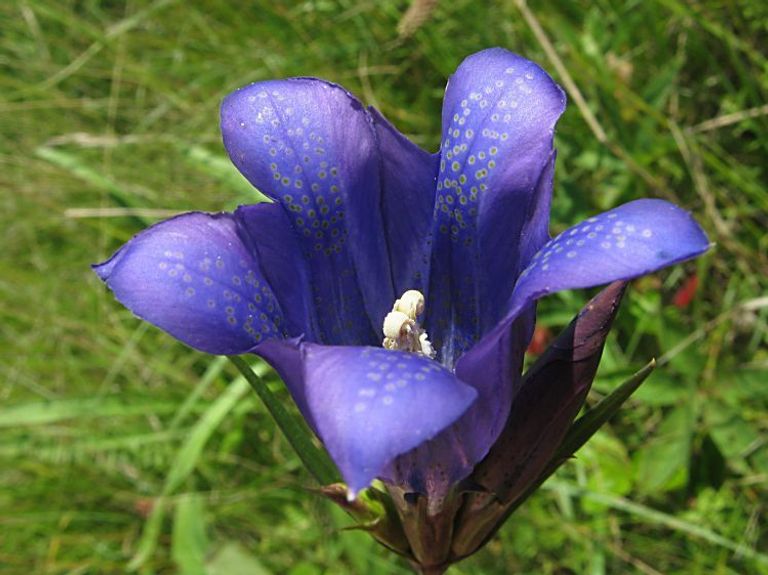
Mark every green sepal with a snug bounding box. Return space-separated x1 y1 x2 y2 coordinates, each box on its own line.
553 360 656 465
319 483 413 558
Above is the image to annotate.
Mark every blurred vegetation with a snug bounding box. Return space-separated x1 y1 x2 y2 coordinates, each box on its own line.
1 0 767 573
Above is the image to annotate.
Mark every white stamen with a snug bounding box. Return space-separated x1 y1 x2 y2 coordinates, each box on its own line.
393 290 425 319
382 290 436 358
418 333 435 358
383 311 413 340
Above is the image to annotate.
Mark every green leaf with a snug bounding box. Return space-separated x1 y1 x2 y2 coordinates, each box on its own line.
286 564 322 575
0 429 186 461
580 431 634 497
179 144 269 202
631 370 689 406
751 443 768 475
228 356 338 486
706 404 758 466
636 404 695 494
35 146 152 226
544 480 768 569
319 483 411 557
169 356 229 430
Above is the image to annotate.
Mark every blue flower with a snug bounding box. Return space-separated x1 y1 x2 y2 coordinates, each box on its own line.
94 48 709 500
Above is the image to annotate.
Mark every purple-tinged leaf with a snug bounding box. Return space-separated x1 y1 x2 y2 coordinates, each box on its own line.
471 281 628 502
452 361 655 562
451 282 628 559
555 361 656 467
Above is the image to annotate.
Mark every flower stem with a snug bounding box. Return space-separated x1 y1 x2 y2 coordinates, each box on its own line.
228 355 338 485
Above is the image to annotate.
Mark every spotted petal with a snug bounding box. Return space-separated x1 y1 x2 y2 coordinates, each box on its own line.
447 154 557 447
221 79 393 346
370 107 439 296
235 203 317 340
299 345 477 496
383 314 530 499
459 199 709 405
426 48 566 362
93 212 286 355
507 199 710 319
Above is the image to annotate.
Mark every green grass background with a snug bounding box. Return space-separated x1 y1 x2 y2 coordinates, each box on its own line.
2 0 767 573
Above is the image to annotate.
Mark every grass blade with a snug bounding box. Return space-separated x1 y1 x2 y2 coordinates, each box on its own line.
128 375 251 570
545 480 768 568
228 356 337 486
172 493 209 575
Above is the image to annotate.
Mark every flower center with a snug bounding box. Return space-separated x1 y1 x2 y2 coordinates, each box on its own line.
381 290 436 358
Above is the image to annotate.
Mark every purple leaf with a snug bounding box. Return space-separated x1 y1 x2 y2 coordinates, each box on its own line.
451 282 628 560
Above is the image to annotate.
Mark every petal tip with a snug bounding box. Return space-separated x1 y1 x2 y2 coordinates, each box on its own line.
91 250 122 283
91 260 109 282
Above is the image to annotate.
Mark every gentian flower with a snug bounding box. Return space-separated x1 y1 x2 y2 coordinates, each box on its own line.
94 48 708 560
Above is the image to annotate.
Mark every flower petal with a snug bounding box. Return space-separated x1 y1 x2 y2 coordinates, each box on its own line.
393 155 558 495
299 345 477 496
93 212 286 354
235 203 317 340
221 79 393 346
383 313 531 500
441 199 708 498
518 152 557 271
370 107 439 296
508 199 710 319
426 48 566 362
378 55 564 496
255 337 315 429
